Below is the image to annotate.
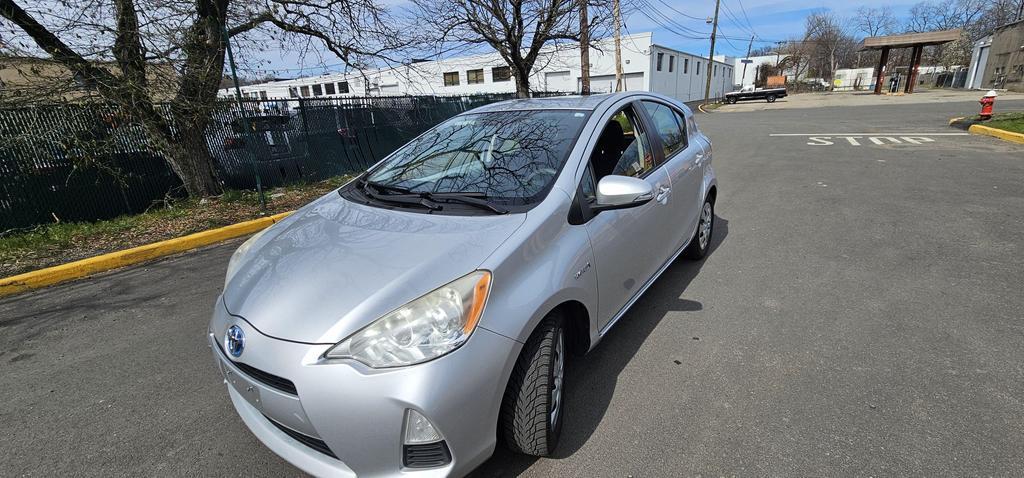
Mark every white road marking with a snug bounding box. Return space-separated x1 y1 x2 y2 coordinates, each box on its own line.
769 133 969 136
781 133 958 147
868 137 901 145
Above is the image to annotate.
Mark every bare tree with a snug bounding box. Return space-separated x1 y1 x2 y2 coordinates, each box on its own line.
854 6 899 37
0 0 411 196
414 0 610 98
904 0 1017 67
805 12 852 82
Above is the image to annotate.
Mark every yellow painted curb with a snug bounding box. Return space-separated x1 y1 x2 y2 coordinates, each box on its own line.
0 211 293 297
968 124 1024 145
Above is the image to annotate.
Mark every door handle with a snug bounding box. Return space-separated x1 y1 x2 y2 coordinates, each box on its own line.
655 185 671 202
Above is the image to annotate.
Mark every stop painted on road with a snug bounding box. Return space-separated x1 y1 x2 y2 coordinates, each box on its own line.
769 132 969 146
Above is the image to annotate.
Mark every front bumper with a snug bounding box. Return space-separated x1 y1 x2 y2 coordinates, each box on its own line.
208 298 522 477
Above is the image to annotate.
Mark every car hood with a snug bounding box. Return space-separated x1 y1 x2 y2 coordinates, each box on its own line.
223 193 526 344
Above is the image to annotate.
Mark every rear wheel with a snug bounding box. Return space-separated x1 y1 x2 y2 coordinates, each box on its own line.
500 314 565 456
684 197 714 260
766 94 777 103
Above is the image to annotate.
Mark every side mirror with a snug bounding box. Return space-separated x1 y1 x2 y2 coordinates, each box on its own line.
593 175 654 212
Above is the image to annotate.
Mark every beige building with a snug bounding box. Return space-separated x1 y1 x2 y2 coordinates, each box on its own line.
0 56 177 104
980 19 1024 92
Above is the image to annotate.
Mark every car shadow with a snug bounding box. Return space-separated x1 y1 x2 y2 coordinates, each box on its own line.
470 216 730 477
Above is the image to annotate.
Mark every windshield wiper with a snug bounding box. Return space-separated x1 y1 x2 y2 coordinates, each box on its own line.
420 192 510 214
357 179 442 211
361 179 413 195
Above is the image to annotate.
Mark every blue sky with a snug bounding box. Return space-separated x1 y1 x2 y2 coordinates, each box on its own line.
244 0 922 77
636 0 919 57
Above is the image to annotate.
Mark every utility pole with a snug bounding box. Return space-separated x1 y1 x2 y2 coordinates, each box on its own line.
222 23 265 209
580 0 591 94
610 0 618 91
702 0 721 105
740 34 753 88
1016 0 1023 21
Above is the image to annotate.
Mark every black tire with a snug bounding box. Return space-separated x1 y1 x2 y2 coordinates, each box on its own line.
684 197 714 260
500 313 566 456
727 96 738 104
766 94 777 103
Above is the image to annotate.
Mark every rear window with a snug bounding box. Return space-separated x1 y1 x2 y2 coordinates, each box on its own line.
641 101 688 157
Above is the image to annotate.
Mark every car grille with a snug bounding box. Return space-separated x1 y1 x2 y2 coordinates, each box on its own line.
266 415 338 459
232 360 298 396
403 441 452 468
216 340 298 396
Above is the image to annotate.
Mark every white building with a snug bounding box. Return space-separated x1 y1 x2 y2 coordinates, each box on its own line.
966 35 993 90
833 67 876 90
727 53 789 88
221 33 735 103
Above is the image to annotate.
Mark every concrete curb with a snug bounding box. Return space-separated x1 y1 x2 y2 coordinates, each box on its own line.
0 211 293 298
968 124 1024 144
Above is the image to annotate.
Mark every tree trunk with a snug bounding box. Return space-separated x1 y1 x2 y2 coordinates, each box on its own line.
167 126 223 196
135 107 222 197
513 66 531 98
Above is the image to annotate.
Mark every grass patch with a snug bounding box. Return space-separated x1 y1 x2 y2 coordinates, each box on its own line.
0 175 352 277
984 111 1024 134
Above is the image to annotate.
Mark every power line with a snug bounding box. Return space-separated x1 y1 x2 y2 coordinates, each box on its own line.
721 1 755 37
734 0 757 38
651 0 707 21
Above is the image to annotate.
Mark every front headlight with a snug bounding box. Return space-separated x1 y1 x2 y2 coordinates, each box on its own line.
224 227 270 288
324 270 492 368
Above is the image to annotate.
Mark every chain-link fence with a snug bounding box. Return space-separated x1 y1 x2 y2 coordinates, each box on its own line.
0 93 559 231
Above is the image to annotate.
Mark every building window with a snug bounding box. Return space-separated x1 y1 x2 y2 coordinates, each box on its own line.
338 81 350 93
656 52 664 71
443 71 460 86
697 61 701 75
324 82 336 95
259 90 268 100
288 87 298 98
312 84 323 96
684 58 689 74
467 69 485 84
300 85 310 97
492 66 511 82
714 65 717 76
669 56 675 73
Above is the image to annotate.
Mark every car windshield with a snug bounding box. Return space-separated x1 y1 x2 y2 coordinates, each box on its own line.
364 110 589 205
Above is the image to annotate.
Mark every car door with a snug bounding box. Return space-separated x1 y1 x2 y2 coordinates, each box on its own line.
639 100 703 252
573 102 677 331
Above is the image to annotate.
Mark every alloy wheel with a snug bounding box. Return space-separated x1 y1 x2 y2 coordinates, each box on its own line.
550 331 565 428
698 202 712 250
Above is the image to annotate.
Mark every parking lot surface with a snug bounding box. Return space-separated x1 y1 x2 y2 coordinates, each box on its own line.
2 95 1023 477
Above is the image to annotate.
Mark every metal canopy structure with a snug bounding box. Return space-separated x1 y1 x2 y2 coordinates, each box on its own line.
860 29 962 94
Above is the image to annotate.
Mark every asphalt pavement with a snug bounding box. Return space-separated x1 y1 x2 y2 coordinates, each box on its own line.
2 94 1023 477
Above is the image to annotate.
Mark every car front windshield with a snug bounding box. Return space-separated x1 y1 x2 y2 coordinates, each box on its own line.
365 110 589 205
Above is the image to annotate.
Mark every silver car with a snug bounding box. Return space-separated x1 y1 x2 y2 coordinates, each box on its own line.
209 92 717 477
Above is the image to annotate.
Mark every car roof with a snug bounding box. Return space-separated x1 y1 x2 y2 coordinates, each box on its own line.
465 92 687 115
467 93 635 113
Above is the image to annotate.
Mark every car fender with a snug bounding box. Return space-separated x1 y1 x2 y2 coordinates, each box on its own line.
477 188 599 346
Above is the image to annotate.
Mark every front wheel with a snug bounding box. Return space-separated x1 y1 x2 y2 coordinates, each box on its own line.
727 96 737 104
684 198 714 260
500 314 565 456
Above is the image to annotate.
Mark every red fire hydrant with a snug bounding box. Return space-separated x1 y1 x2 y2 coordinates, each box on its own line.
979 90 997 120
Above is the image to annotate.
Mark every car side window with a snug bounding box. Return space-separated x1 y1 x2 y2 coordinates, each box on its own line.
641 101 688 157
580 164 596 202
588 105 655 182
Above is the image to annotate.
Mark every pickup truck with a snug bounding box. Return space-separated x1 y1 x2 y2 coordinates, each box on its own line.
724 86 787 104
